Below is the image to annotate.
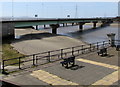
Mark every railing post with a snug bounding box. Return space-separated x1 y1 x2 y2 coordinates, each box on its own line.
61 49 63 58
33 54 35 66
2 60 5 74
103 41 105 47
19 57 21 69
36 56 38 65
97 42 99 50
108 40 111 45
81 45 84 54
89 44 92 51
48 51 51 62
72 47 74 56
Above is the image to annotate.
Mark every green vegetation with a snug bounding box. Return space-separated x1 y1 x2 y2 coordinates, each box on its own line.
2 40 24 65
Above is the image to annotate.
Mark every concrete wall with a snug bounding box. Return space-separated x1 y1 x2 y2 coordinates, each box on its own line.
2 22 15 38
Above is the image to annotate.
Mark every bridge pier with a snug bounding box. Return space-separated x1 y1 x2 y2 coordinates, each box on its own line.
93 22 97 29
44 25 46 29
72 23 74 26
36 25 38 30
65 23 67 26
101 21 107 27
2 22 15 39
63 23 65 27
78 22 85 32
50 24 59 34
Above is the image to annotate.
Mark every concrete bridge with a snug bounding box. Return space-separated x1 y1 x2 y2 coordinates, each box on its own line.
1 18 114 38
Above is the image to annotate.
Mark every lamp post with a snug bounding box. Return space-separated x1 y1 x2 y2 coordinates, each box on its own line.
35 14 38 30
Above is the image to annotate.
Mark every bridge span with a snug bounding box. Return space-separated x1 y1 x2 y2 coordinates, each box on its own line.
1 18 114 38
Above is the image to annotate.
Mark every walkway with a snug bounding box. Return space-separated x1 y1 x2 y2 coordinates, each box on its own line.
2 47 119 86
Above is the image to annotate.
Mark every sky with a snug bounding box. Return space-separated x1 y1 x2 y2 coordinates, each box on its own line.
0 1 119 18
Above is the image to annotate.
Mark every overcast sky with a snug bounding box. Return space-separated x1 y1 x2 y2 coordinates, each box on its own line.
1 1 118 18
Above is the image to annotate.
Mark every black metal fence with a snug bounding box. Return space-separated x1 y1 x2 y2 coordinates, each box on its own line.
2 40 111 73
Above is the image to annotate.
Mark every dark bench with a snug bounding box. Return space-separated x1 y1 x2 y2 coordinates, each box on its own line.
60 56 75 68
97 48 107 56
116 45 120 51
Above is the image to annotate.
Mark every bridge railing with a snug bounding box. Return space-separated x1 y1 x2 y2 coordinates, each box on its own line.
2 40 111 74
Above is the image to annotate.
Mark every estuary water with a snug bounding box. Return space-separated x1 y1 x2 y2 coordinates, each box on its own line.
38 23 118 44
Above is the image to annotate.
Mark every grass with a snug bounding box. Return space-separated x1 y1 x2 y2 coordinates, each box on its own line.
2 39 24 66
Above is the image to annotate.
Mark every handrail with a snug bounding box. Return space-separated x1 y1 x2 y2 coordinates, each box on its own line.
2 40 115 73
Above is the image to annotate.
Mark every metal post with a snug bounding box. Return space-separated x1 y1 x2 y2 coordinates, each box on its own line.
61 49 63 58
48 51 51 62
36 56 38 65
72 47 74 56
97 42 99 50
33 54 35 66
19 57 21 69
2 60 5 74
81 45 84 54
44 25 46 29
103 41 105 47
89 44 92 51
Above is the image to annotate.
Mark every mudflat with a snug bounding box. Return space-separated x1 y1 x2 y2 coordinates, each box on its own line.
11 28 85 55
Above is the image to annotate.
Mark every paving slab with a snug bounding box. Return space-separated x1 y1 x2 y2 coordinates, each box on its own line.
41 60 115 85
3 74 48 85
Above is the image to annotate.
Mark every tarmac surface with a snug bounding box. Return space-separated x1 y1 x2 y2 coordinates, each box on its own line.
1 47 120 86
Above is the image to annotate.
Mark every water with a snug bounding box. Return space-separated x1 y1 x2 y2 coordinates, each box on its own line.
36 23 118 44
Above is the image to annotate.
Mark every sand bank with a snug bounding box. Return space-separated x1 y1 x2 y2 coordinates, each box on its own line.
11 28 85 55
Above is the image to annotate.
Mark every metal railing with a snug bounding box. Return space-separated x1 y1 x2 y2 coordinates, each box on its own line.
2 40 111 73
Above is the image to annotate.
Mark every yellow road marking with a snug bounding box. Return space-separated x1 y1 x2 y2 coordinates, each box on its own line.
77 58 119 70
77 58 119 85
30 70 79 85
92 70 119 85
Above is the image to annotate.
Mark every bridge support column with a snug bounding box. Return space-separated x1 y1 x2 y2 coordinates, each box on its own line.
72 23 74 26
44 25 46 29
78 22 85 32
36 25 38 30
65 23 67 26
2 22 15 39
93 22 97 29
63 23 65 27
50 24 59 34
101 21 107 27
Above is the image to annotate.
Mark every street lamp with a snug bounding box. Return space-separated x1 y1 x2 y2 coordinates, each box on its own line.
35 14 38 17
67 14 70 18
